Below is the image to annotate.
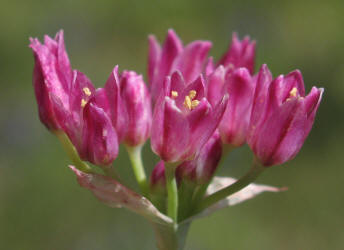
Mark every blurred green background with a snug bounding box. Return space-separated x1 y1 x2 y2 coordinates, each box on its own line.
1 0 343 249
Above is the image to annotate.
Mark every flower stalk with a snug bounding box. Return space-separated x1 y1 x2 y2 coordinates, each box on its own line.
125 144 149 196
55 131 92 173
196 158 265 213
165 162 179 223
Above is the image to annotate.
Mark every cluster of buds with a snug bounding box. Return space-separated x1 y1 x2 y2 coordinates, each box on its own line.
30 29 323 249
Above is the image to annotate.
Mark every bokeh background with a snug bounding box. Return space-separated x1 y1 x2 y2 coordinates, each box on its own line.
1 0 344 249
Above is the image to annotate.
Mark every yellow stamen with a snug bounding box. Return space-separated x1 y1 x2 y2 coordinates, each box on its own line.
191 100 200 109
189 90 197 99
289 87 298 97
171 91 178 98
184 96 192 109
81 99 87 108
83 87 92 96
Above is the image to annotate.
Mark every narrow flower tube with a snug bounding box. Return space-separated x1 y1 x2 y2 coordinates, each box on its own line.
120 71 152 147
151 72 228 163
248 65 324 166
148 29 212 102
30 30 72 130
216 33 256 74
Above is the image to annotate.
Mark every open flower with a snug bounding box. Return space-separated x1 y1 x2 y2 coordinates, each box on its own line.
151 71 228 163
247 65 323 166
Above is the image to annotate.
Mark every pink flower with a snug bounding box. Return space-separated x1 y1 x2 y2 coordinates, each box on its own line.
150 161 166 191
151 71 228 163
52 71 119 166
94 67 152 147
148 29 212 102
176 131 222 185
215 67 255 146
120 71 152 147
30 30 73 130
216 32 256 75
247 65 323 166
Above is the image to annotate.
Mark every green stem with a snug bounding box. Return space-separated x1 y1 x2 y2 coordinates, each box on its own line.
165 162 179 223
196 158 265 213
125 144 148 196
152 221 191 250
55 131 92 173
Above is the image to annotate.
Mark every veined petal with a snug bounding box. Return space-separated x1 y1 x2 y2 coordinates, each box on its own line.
175 41 212 83
121 71 152 146
104 66 127 141
248 64 272 145
81 103 118 166
151 29 183 102
206 65 226 107
219 68 254 146
253 98 300 166
148 35 161 85
151 97 189 162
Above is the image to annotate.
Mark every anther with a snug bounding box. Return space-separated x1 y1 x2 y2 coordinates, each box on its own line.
81 99 87 108
184 96 192 109
83 87 92 96
189 90 197 99
191 100 200 109
289 87 298 97
171 91 178 98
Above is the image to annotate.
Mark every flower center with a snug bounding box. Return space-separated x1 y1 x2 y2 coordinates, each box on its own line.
183 90 200 110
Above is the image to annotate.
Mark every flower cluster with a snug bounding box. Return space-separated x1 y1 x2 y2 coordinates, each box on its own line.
30 29 323 249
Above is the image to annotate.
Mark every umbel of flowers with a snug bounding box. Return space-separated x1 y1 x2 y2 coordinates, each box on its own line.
30 30 323 250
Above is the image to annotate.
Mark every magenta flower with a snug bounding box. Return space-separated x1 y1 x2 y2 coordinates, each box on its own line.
148 29 212 102
216 67 255 146
120 71 152 147
176 131 222 185
150 161 166 191
151 71 228 163
247 65 323 166
216 32 256 74
30 30 73 130
52 71 119 166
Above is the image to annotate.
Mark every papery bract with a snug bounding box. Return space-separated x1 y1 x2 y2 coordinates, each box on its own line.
30 30 72 130
248 65 323 166
148 29 212 102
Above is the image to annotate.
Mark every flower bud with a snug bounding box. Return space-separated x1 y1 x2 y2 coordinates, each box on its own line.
218 67 255 146
176 131 222 185
81 102 119 166
30 30 72 130
217 33 256 74
120 71 152 147
150 161 166 192
148 29 211 103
